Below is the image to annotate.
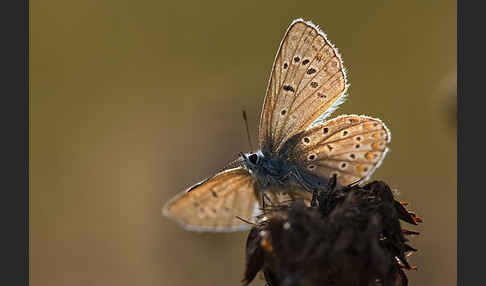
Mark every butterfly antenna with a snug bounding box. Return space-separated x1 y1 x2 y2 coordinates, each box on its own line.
235 216 257 226
242 110 254 151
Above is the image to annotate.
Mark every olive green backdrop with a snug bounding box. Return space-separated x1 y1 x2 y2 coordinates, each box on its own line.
31 1 456 285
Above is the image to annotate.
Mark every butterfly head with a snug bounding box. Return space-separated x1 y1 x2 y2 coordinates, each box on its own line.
241 150 264 170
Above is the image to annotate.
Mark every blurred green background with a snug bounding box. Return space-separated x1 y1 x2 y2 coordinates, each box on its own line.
30 0 456 285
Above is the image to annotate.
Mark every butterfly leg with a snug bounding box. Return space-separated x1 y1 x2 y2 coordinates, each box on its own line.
289 169 319 207
311 189 319 207
259 184 273 209
317 174 338 212
327 174 337 191
262 191 273 208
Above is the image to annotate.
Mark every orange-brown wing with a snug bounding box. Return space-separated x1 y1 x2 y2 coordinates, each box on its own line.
281 115 391 186
258 19 347 153
254 184 313 208
163 168 258 232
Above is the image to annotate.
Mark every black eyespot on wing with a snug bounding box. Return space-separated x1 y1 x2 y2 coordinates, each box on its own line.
307 68 317 75
283 85 295 92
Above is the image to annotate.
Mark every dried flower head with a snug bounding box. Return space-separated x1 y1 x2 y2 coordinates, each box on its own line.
243 179 421 286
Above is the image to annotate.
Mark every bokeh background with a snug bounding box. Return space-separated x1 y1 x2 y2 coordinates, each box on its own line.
30 1 456 285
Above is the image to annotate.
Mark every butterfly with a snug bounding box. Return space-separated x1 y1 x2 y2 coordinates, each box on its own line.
163 18 391 232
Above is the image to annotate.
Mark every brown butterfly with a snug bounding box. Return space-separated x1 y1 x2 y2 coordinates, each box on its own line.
163 19 391 231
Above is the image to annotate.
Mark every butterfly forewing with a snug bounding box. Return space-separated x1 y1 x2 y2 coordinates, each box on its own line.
282 115 391 186
254 185 314 208
259 19 347 153
163 168 258 232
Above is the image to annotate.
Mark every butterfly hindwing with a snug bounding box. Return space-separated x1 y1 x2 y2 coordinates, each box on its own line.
281 115 391 186
163 168 258 232
259 19 347 153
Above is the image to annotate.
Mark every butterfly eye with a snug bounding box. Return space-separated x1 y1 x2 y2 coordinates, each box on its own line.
249 153 258 164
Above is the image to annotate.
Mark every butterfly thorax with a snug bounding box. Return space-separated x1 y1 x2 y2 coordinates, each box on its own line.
242 151 300 189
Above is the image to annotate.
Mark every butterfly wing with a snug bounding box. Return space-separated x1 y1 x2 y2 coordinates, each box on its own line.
254 184 313 207
259 19 348 153
163 167 258 232
280 115 391 186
